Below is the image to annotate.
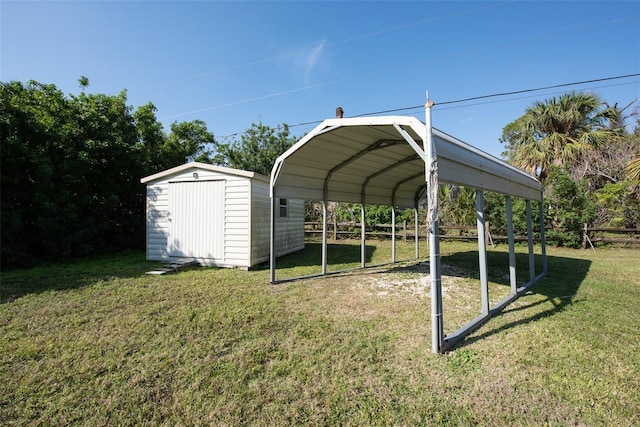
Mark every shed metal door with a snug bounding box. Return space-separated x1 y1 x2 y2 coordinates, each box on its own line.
168 180 225 259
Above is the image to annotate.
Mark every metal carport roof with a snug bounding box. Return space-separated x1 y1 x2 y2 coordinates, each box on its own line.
270 115 542 208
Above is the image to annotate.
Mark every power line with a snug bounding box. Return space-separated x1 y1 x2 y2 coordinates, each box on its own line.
163 15 639 122
437 74 640 106
217 73 640 139
352 74 640 117
431 81 640 112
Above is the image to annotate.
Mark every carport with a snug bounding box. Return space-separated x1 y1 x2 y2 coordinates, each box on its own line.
269 98 547 353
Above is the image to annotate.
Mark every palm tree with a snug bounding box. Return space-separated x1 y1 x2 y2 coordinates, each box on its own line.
627 156 640 182
438 184 476 228
78 75 89 93
501 91 621 182
627 156 640 200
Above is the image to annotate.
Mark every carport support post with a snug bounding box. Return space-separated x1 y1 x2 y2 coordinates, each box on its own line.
414 207 419 259
526 200 535 282
322 199 328 275
476 190 489 315
539 198 548 275
392 205 397 263
270 195 277 283
506 196 517 295
425 96 443 353
361 203 366 268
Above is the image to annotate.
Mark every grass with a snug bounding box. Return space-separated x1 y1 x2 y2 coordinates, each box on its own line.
1 240 639 425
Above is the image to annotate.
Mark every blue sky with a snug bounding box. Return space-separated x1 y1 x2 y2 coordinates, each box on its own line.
2 1 639 157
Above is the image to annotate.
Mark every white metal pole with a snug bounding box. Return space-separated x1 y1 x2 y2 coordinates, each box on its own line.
538 197 548 275
392 204 397 263
414 207 419 259
322 199 328 275
506 196 517 294
361 203 366 268
526 200 535 282
426 94 442 353
270 195 277 283
476 190 489 315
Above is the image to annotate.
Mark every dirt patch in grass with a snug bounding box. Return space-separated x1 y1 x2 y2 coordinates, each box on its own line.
355 261 473 299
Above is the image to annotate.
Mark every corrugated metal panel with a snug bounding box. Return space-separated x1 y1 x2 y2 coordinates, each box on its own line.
168 180 225 259
433 130 542 201
271 116 542 207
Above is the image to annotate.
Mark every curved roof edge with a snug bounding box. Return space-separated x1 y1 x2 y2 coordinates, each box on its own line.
270 116 542 204
141 162 268 184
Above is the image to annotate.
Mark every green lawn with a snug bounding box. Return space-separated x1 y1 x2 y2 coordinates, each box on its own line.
1 241 639 426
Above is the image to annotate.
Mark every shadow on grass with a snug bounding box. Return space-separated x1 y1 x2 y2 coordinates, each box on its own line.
271 242 377 269
437 250 591 350
1 251 157 304
275 244 591 349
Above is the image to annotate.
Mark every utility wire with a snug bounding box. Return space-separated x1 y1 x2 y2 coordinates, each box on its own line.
353 74 640 117
431 81 640 112
218 73 640 139
163 15 639 122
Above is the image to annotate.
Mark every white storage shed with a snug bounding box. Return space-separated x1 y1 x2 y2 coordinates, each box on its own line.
141 162 304 269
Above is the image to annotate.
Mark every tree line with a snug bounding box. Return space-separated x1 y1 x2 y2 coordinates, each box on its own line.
0 79 296 269
2 79 638 269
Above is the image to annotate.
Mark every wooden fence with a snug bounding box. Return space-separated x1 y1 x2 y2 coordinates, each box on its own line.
582 224 640 250
305 221 522 245
305 221 640 249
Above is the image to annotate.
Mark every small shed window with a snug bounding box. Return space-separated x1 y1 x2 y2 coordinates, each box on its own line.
279 198 288 218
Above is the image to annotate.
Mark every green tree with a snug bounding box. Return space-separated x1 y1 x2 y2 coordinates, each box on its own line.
593 181 640 228
501 91 621 182
626 122 640 188
544 168 595 247
438 185 476 229
1 81 71 265
213 122 296 175
163 120 214 166
0 79 215 269
78 75 89 92
134 102 167 171
66 89 142 254
133 106 216 173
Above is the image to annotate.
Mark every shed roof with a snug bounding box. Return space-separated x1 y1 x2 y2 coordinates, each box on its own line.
270 116 541 208
141 162 269 184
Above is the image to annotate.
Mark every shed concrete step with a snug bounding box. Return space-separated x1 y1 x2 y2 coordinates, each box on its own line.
145 258 198 275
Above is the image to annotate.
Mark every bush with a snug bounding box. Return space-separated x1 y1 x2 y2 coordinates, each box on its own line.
544 168 595 247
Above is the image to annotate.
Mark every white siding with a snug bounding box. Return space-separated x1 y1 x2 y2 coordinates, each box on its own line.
143 163 305 268
146 183 170 261
250 181 305 266
223 178 251 267
250 182 271 265
145 166 251 267
277 198 305 257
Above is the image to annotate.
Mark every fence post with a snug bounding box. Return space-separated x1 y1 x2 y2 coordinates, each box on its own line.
485 221 495 249
403 220 407 243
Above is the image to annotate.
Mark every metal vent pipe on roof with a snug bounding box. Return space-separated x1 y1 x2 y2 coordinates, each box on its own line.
336 107 344 118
